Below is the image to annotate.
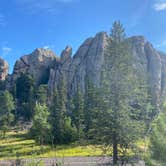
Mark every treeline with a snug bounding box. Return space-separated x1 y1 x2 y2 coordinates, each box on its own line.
0 21 163 165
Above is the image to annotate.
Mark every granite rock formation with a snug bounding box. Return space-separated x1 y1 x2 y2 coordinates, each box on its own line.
48 32 166 106
0 57 8 81
3 32 166 106
12 48 58 85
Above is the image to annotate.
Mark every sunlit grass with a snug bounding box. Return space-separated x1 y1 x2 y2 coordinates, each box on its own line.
41 145 105 158
0 131 106 160
0 131 146 160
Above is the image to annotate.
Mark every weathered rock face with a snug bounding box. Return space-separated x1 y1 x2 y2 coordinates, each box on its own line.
12 48 58 85
128 36 163 106
0 57 8 81
48 32 166 106
6 32 166 106
48 32 108 96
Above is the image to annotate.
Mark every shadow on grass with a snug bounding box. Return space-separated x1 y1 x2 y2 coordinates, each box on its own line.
0 132 52 159
0 144 51 159
0 132 104 160
0 142 35 152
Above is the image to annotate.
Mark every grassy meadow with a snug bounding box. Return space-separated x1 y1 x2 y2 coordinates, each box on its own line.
0 131 108 160
0 130 148 161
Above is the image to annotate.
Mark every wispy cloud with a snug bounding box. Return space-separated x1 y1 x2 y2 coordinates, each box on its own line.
2 47 12 56
156 40 166 48
43 45 50 49
43 44 55 50
153 1 166 11
15 0 74 15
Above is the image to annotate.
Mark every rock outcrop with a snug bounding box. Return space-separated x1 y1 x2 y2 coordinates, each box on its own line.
4 32 166 107
129 36 163 106
12 48 58 85
0 57 8 81
48 32 166 106
48 32 108 96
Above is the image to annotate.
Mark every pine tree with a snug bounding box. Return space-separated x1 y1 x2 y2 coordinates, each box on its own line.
30 103 51 144
50 75 76 144
72 88 84 140
84 76 100 137
150 102 166 164
35 84 48 104
0 90 15 137
16 73 35 120
94 21 148 164
104 21 134 164
50 87 65 144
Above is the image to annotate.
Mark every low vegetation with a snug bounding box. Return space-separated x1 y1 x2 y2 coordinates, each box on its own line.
0 131 106 160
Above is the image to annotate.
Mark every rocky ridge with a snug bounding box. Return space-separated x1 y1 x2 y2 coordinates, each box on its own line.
1 32 166 106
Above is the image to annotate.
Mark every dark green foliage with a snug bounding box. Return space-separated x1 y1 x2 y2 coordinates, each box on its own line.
84 76 102 138
92 21 149 164
72 88 84 139
35 84 48 104
0 90 15 136
60 117 77 144
150 103 166 163
16 73 35 119
30 103 51 144
50 88 65 143
104 21 137 164
16 73 34 103
20 102 34 121
50 76 77 144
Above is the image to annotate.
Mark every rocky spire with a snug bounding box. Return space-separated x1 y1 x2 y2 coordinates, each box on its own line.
60 46 72 63
0 57 8 81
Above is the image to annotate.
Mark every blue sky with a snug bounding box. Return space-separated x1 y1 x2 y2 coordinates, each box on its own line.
0 0 166 73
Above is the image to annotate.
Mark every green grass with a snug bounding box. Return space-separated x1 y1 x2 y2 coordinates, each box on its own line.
0 131 106 160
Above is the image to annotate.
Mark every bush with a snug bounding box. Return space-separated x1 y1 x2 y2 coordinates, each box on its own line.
61 117 78 144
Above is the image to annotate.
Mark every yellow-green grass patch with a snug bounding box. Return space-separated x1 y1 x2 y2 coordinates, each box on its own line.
0 131 106 160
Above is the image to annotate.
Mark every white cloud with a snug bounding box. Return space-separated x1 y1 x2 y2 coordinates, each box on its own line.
2 47 12 56
43 45 50 49
43 44 55 50
153 2 166 11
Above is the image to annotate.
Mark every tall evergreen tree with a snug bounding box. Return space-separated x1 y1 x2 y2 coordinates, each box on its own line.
84 76 100 137
104 21 134 164
72 88 84 140
149 103 166 164
16 73 35 120
35 84 48 104
50 76 76 144
50 87 65 144
94 21 147 164
0 90 15 136
16 73 34 103
30 103 51 144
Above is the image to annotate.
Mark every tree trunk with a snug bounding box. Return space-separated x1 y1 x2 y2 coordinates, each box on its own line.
113 135 118 165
